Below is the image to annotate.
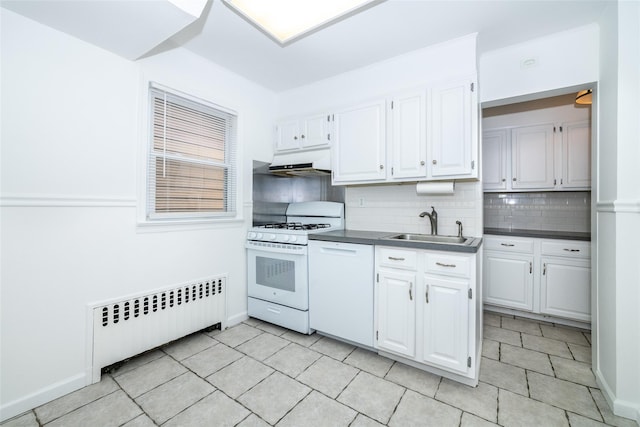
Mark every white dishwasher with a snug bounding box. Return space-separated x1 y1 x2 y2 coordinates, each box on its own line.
308 240 374 347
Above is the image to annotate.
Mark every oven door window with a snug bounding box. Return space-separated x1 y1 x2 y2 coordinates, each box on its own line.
247 246 308 310
256 256 295 292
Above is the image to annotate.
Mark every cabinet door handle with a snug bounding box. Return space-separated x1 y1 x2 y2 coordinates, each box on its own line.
432 160 437 165
420 160 425 166
563 248 580 252
409 283 413 301
301 134 305 139
294 136 298 140
379 164 384 170
543 263 546 275
436 262 456 268
501 243 515 247
388 256 405 261
426 285 429 304
529 262 532 274
513 177 517 181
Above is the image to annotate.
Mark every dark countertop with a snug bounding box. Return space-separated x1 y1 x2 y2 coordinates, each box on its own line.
308 229 483 253
484 228 591 241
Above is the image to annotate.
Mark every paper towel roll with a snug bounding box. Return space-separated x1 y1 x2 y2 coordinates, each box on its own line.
416 181 455 195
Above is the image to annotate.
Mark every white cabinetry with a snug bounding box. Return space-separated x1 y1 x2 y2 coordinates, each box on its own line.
428 77 478 179
422 252 473 374
375 246 479 385
483 236 534 311
483 235 591 324
482 129 508 191
331 76 478 185
276 113 330 152
560 121 591 189
332 99 386 184
390 91 427 180
483 121 591 192
540 240 591 322
511 124 555 190
376 247 417 357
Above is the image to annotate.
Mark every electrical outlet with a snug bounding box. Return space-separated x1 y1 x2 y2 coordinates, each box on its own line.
359 197 365 207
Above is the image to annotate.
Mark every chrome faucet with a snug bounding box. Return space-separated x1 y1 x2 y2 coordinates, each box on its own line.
456 220 463 238
419 206 438 235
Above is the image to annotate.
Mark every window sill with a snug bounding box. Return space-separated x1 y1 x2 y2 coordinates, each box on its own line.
136 217 246 233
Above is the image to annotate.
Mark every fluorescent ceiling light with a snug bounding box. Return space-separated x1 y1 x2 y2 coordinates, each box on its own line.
223 0 379 44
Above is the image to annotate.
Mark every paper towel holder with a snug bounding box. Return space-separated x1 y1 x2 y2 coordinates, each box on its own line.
416 181 455 195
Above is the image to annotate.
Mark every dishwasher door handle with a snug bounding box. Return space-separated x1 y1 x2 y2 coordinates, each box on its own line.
319 247 358 256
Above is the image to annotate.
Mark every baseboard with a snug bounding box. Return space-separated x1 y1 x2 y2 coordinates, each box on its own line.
595 368 640 424
0 373 86 423
483 305 591 330
226 311 248 328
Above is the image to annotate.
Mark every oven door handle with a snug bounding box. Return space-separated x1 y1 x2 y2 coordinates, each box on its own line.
246 241 308 255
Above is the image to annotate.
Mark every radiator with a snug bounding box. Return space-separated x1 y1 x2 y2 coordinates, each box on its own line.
89 275 226 382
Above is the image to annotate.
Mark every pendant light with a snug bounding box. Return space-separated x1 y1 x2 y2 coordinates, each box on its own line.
575 89 592 105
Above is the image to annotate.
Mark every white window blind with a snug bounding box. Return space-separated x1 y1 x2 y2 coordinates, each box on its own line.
147 84 237 220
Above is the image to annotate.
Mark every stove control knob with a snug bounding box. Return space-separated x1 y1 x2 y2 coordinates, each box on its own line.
267 234 276 241
289 236 298 243
256 233 264 239
280 235 290 242
248 232 257 239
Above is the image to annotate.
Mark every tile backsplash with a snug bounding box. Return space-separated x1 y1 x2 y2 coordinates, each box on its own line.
484 192 591 232
345 181 484 237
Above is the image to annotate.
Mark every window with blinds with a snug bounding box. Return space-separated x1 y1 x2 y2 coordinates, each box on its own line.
147 85 237 220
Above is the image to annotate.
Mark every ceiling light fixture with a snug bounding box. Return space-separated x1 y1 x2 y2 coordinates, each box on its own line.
222 0 379 45
575 89 593 105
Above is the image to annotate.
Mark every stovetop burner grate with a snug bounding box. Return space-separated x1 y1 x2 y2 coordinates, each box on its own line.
260 222 331 231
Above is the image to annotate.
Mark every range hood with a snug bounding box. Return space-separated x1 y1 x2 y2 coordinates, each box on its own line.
268 148 331 176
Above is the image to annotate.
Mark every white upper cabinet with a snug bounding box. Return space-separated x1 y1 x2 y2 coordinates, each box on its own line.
390 91 427 180
511 124 556 189
428 77 478 180
560 121 591 189
482 129 508 191
275 113 331 152
331 76 478 186
332 99 387 184
483 120 591 192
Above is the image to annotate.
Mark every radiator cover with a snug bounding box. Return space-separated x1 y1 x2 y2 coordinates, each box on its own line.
88 275 226 382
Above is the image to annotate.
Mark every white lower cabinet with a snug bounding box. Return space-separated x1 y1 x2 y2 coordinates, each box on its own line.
422 275 470 373
377 269 416 358
483 235 591 323
375 246 480 385
484 252 533 311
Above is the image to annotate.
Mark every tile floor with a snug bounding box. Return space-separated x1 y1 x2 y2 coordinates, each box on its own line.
3 312 638 427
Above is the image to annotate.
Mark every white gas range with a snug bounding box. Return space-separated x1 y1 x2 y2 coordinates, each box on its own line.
246 201 344 334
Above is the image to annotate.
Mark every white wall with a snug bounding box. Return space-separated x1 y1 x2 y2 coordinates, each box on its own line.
479 24 599 104
595 1 640 423
0 9 277 421
278 33 477 117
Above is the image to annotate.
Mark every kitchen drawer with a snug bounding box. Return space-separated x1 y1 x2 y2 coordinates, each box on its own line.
425 253 471 278
541 240 590 258
377 247 418 270
484 235 534 254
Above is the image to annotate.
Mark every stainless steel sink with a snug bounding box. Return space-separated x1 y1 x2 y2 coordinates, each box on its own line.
383 233 470 244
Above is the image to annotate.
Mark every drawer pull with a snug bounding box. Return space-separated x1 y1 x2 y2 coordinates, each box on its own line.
388 256 405 261
563 248 580 252
436 262 456 268
500 243 515 247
